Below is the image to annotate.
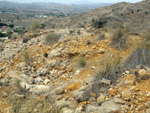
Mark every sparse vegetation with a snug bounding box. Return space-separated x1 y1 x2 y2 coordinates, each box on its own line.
23 51 31 65
45 33 60 45
141 31 150 48
31 22 40 32
77 57 86 67
91 17 108 28
86 40 93 45
97 32 105 41
97 54 122 81
110 26 129 50
77 29 81 35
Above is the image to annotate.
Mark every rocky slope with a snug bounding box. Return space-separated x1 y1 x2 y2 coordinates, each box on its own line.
1 26 150 113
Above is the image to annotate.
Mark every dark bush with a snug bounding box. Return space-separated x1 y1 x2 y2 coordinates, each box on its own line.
91 17 108 28
0 32 6 37
86 40 92 45
23 37 29 43
44 53 48 58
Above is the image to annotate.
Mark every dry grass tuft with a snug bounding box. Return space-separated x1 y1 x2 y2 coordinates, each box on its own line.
97 54 122 82
45 33 60 45
110 26 130 50
123 48 150 69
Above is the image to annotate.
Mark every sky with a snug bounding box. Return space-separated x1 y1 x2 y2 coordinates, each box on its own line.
0 0 143 3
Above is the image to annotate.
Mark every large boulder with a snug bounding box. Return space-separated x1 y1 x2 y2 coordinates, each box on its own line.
86 99 120 113
71 85 92 102
29 85 50 96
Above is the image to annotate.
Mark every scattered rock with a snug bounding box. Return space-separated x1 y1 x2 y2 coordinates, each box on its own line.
29 85 50 95
108 88 117 96
14 94 25 99
48 48 62 58
40 68 50 76
43 79 50 85
113 97 126 104
99 49 105 54
68 82 81 91
97 93 106 104
121 89 132 100
86 99 119 113
61 107 74 113
56 87 64 95
145 100 150 108
138 69 150 80
71 85 92 102
55 100 77 110
146 108 150 113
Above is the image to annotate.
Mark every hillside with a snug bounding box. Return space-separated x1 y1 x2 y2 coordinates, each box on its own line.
46 0 150 32
1 0 150 113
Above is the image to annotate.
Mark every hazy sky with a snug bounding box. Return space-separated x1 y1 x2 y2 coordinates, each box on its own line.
0 0 143 3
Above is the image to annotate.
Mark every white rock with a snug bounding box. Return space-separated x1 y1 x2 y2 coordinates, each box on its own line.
43 79 50 85
101 78 111 85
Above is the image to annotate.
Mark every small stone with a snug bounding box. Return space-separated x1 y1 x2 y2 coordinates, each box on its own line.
146 108 150 113
113 97 126 104
138 69 150 80
91 93 96 98
99 49 104 54
108 88 117 96
31 74 37 78
145 100 150 108
56 87 64 95
97 93 106 104
124 79 135 85
125 71 130 75
101 78 111 85
2 93 8 98
14 94 25 99
68 82 81 91
122 89 132 100
115 94 121 98
43 79 50 85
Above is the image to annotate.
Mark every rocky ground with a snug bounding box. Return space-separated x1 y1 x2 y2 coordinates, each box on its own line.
0 27 150 113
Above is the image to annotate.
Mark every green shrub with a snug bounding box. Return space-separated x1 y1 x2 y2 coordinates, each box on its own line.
91 17 108 28
45 33 60 45
0 22 7 27
9 24 14 28
0 32 6 37
40 24 45 29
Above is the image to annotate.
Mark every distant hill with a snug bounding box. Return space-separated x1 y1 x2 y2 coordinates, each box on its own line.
0 1 113 16
74 0 101 4
45 0 150 32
